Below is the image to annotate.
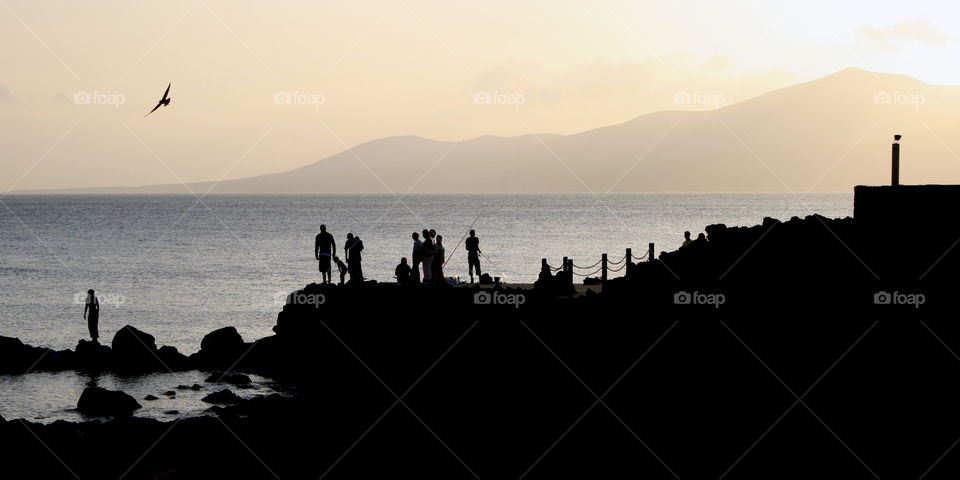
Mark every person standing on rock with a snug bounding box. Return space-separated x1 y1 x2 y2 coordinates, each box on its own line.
465 229 482 283
434 235 446 284
420 229 435 284
315 225 336 284
411 232 422 284
345 233 364 284
83 289 100 343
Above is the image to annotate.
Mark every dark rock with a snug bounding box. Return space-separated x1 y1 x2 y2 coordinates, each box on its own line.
176 384 191 390
76 387 141 417
74 339 112 372
162 391 176 397
164 410 179 415
111 325 163 373
144 395 159 401
202 389 242 404
192 384 202 390
194 327 246 370
158 345 189 371
205 372 251 385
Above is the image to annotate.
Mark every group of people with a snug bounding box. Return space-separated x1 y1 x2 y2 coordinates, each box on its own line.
314 225 365 285
681 230 707 247
314 225 484 286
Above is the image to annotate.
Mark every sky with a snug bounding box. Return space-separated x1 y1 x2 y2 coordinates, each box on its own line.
1 0 958 191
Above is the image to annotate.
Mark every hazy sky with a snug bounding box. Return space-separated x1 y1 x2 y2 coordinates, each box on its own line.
1 0 958 190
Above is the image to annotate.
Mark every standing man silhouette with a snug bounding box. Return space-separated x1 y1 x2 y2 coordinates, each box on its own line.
345 233 364 284
315 225 336 284
411 232 422 284
465 230 482 283
83 289 100 343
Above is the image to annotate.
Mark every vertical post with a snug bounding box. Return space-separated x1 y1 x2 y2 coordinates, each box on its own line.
601 253 608 287
567 258 574 286
648 243 655 262
542 258 547 272
892 141 900 187
625 248 632 266
562 256 568 275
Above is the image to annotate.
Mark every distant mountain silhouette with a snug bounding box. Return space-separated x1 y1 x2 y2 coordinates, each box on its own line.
25 67 960 194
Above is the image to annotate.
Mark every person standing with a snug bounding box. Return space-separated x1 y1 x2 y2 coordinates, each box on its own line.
315 225 336 284
420 229 435 284
465 229 482 283
345 233 364 284
434 235 446 285
411 232 422 284
83 289 100 343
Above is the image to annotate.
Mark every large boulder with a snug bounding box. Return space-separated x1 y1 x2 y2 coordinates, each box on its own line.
74 339 112 372
194 327 246 369
158 345 189 371
111 325 164 373
76 387 142 417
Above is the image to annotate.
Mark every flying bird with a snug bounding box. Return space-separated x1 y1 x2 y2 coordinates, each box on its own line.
145 83 171 117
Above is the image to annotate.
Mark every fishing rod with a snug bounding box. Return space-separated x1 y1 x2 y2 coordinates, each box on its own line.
443 213 481 269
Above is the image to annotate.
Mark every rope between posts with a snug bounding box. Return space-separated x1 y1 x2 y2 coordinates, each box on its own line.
607 263 628 273
607 254 627 265
632 251 649 261
572 259 602 270
572 267 602 277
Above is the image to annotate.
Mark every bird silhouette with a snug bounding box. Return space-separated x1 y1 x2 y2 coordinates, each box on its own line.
145 83 171 117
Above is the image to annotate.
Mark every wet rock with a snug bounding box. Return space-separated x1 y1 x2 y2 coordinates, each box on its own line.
163 391 176 397
164 410 179 415
111 325 164 373
202 389 242 404
74 339 112 372
205 372 251 385
77 387 141 417
144 395 159 401
158 345 189 371
192 384 202 390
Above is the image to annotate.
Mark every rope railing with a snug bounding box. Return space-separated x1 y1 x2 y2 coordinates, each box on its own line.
607 262 628 273
572 267 602 277
631 251 649 261
607 254 627 265
544 243 654 285
572 259 602 270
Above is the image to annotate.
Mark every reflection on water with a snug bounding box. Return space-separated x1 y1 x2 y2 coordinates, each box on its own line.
0 370 290 424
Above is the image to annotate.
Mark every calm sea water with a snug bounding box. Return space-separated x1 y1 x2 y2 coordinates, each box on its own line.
0 194 852 353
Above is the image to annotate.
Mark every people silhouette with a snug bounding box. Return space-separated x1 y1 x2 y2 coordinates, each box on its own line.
83 289 100 343
345 233 364 284
434 235 445 285
315 225 336 284
420 229 435 283
465 229 482 283
411 232 422 284
395 257 412 285
333 256 348 285
682 231 692 247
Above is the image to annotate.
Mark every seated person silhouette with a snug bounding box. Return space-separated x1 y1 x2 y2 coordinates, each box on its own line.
395 257 412 285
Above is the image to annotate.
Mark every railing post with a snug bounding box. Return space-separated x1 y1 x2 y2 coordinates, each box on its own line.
567 258 574 286
601 253 608 287
648 243 655 262
625 248 632 267
542 258 547 272
562 256 568 275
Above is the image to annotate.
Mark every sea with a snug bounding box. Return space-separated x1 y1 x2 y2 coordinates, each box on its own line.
0 193 851 422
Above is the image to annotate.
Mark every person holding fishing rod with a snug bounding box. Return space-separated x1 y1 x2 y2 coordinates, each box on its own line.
465 230 482 283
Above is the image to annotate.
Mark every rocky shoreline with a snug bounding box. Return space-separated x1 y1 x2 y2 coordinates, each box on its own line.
2 214 959 478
